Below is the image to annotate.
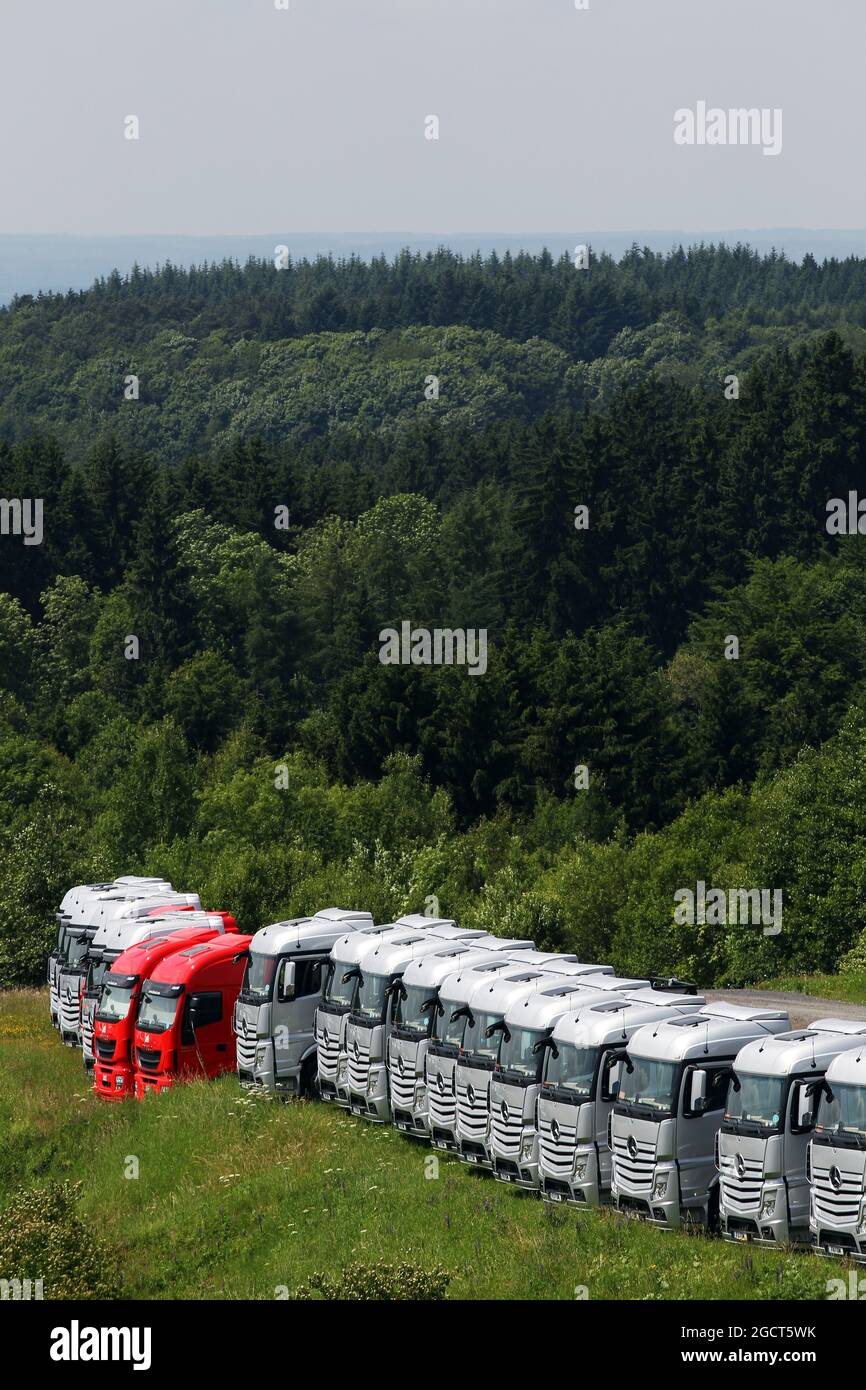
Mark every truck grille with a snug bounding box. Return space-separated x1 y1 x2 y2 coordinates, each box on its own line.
427 1065 457 1130
490 1097 523 1158
136 1048 161 1072
612 1131 655 1192
719 1154 763 1211
59 981 81 1037
812 1159 863 1224
456 1074 489 1140
316 1025 341 1080
538 1113 577 1176
95 1038 116 1062
346 1030 371 1094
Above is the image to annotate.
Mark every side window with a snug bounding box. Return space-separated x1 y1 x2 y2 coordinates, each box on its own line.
294 958 324 999
705 1066 731 1112
183 991 222 1042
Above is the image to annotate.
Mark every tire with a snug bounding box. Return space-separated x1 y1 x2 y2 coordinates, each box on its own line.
300 1056 319 1100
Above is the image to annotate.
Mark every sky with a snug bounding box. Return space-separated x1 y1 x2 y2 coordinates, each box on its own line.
0 0 863 237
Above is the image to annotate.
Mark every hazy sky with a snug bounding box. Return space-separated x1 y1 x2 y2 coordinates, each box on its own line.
1 0 862 235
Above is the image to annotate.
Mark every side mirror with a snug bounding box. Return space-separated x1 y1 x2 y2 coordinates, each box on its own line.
278 960 296 1002
689 1068 708 1113
795 1083 815 1131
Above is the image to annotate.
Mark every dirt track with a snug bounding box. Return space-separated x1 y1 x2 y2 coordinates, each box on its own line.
706 989 866 1030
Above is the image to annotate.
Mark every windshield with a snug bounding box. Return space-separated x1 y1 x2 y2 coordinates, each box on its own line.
619 1057 679 1114
63 933 90 969
243 951 277 1002
544 1042 597 1097
462 1009 503 1062
434 999 468 1047
499 1026 545 1079
87 959 109 993
322 959 358 1010
97 980 136 1022
354 971 390 1022
394 983 434 1033
137 989 179 1033
816 1082 866 1138
725 1072 786 1131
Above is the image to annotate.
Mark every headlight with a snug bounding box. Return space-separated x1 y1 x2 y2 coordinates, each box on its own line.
574 1153 589 1181
415 1085 427 1110
857 1199 866 1235
256 1046 268 1065
653 1172 669 1199
520 1135 535 1162
367 1070 379 1095
338 1060 348 1080
760 1190 777 1216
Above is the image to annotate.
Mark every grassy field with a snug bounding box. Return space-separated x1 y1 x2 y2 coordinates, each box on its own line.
758 973 866 1004
0 988 852 1301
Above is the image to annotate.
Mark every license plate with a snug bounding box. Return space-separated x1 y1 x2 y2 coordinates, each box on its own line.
466 1154 478 1163
549 1192 563 1203
502 1173 513 1182
828 1245 846 1257
733 1231 749 1242
351 1104 363 1115
434 1140 448 1150
396 1122 408 1131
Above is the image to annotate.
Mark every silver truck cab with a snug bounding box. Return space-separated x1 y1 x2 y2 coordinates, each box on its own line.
57 886 196 1047
719 1018 866 1248
610 1002 790 1229
49 878 169 1027
538 987 706 1206
346 926 491 1122
387 940 528 1138
81 907 230 1070
234 907 373 1096
455 966 599 1170
809 1041 866 1260
490 975 668 1191
315 915 462 1105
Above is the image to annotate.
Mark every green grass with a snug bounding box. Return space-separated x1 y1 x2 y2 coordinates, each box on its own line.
757 973 866 1004
0 989 852 1300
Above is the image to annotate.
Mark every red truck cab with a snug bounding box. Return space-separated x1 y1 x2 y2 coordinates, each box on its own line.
93 914 238 1100
133 933 252 1097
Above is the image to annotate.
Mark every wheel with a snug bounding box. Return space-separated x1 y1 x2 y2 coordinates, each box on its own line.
300 1056 319 1100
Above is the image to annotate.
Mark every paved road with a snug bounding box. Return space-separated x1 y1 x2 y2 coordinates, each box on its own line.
706 989 866 1029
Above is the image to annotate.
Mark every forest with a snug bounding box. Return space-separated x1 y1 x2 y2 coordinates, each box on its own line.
3 242 866 991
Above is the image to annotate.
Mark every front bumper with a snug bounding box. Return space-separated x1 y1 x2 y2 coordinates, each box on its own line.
540 1147 604 1207
348 1066 389 1122
612 1167 686 1228
720 1184 798 1246
94 1061 135 1100
458 1136 493 1170
811 1218 866 1262
134 1073 174 1099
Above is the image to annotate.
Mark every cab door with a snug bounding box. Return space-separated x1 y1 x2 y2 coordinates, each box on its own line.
181 986 226 1077
273 954 327 1081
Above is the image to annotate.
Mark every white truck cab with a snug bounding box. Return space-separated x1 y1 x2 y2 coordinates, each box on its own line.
490 975 670 1191
49 878 170 1029
719 1018 866 1248
538 987 706 1206
345 927 490 1122
58 886 197 1048
610 1002 790 1229
810 1041 866 1260
235 908 373 1097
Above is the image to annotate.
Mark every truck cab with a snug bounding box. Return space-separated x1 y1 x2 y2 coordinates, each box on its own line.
93 915 238 1099
80 899 212 1069
345 927 490 1122
387 941 528 1138
455 967 591 1170
538 987 705 1206
133 933 253 1097
234 907 373 1097
49 878 171 1029
809 1043 866 1260
57 884 195 1047
719 1018 866 1248
489 975 667 1191
610 1002 790 1229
